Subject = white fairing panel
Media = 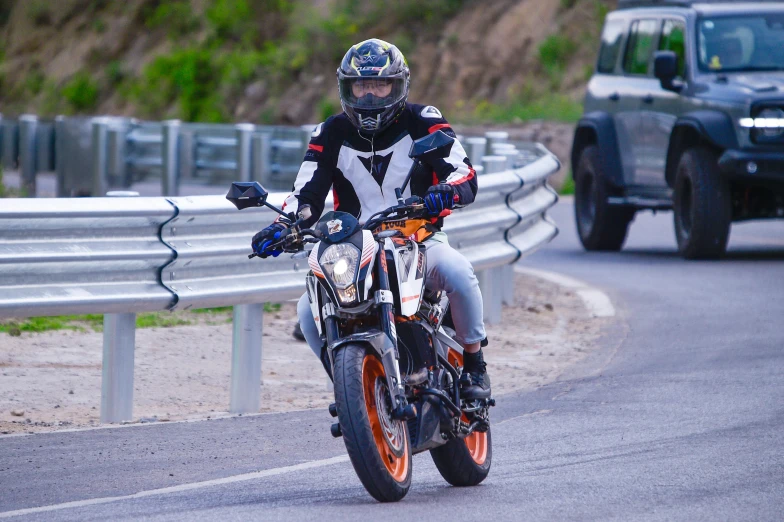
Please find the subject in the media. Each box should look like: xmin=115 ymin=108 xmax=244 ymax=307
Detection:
xmin=384 ymin=238 xmax=425 ymax=317
xmin=360 ymin=230 xmax=377 ymax=301
xmin=305 ymin=249 xmax=322 ymax=336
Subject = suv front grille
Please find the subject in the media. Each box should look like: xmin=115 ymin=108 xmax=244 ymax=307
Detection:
xmin=750 ymin=102 xmax=784 ymax=145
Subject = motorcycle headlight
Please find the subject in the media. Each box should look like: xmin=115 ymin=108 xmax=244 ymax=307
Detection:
xmin=320 ymin=243 xmax=360 ymax=304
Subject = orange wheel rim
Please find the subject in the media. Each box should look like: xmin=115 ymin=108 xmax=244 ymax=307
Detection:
xmin=362 ymin=355 xmax=409 ymax=482
xmin=448 ymin=348 xmax=489 ymax=466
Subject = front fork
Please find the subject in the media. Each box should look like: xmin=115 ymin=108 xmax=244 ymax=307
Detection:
xmin=322 ymin=241 xmax=410 ymax=419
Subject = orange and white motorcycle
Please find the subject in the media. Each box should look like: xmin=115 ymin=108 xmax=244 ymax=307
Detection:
xmin=227 ymin=132 xmax=493 ymax=502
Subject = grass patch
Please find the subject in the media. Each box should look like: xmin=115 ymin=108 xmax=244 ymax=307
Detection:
xmin=135 ymin=313 xmax=192 ymax=328
xmin=472 ymin=94 xmax=583 ymax=124
xmin=538 ymin=33 xmax=577 ymax=88
xmin=0 ymin=312 xmax=192 ymax=336
xmin=61 ymin=72 xmax=100 ymax=112
xmin=0 ymin=303 xmax=289 ymax=335
xmin=560 ymin=171 xmax=575 ymax=195
xmin=145 ymin=0 xmax=201 ymax=40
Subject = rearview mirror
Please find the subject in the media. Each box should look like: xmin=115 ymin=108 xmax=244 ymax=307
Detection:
xmin=226 ymin=181 xmax=269 ymax=210
xmin=654 ymin=51 xmax=683 ymax=92
xmin=409 ymin=131 xmax=454 ymax=163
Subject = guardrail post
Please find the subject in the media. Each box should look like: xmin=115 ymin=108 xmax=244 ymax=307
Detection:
xmin=230 ymin=303 xmax=264 ymax=413
xmin=464 ymin=137 xmax=487 ymax=166
xmin=482 ymin=155 xmax=507 ymax=175
xmin=496 ymin=148 xmax=520 ymax=171
xmin=2 ymin=118 xmax=18 ymax=170
xmin=107 ymin=126 xmax=127 ymax=188
xmin=19 ymin=115 xmax=38 ymax=197
xmin=485 ymin=131 xmax=509 ymax=156
xmin=501 ymin=264 xmax=515 ymax=306
xmin=91 ymin=118 xmax=109 ymax=196
xmin=0 ymin=113 xmax=4 ymax=167
xmin=162 ymin=120 xmax=181 ymax=196
xmin=101 ymin=313 xmax=136 ymax=423
xmin=251 ymin=133 xmax=271 ymax=183
xmin=236 ymin=123 xmax=254 ymax=182
xmin=478 ymin=268 xmax=503 ymax=325
xmin=54 ymin=116 xmax=67 ymax=197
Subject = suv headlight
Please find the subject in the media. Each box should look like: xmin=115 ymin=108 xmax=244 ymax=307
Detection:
xmin=320 ymin=243 xmax=360 ymax=305
xmin=740 ymin=108 xmax=784 ymax=141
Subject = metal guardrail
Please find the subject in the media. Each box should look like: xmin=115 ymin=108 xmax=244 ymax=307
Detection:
xmin=0 ymin=137 xmax=559 ymax=423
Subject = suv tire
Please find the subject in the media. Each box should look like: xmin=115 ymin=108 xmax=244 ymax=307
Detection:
xmin=574 ymin=145 xmax=635 ymax=251
xmin=673 ymin=147 xmax=731 ymax=260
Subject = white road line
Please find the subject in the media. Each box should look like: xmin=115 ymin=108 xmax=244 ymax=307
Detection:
xmin=0 ymin=455 xmax=350 ymax=519
xmin=514 ymin=266 xmax=616 ymax=318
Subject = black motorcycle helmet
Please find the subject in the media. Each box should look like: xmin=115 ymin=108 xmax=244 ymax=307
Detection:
xmin=337 ymin=39 xmax=410 ymax=134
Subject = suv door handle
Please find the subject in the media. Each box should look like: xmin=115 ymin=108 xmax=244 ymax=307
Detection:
xmin=643 ymin=94 xmax=654 ymax=104
xmin=609 ymin=92 xmax=620 ymax=101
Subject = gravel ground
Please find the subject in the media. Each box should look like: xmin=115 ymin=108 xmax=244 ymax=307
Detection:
xmin=0 ymin=273 xmax=610 ymax=435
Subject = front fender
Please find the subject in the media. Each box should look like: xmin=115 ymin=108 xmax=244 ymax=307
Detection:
xmin=330 ymin=329 xmax=400 ymax=401
xmin=571 ymin=112 xmax=625 ymax=188
xmin=665 ymin=111 xmax=739 ymax=186
xmin=328 ymin=329 xmax=394 ymax=358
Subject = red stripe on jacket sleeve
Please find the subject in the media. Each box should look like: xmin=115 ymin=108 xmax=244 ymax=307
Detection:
xmin=428 ymin=123 xmax=451 ymax=134
xmin=447 ymin=166 xmax=476 ymax=187
xmin=308 ymin=144 xmax=324 ymax=152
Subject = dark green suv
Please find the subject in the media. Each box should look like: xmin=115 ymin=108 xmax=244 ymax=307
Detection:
xmin=572 ymin=0 xmax=784 ymax=259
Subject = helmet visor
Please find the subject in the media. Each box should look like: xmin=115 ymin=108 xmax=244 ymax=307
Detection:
xmin=339 ymin=76 xmax=407 ymax=110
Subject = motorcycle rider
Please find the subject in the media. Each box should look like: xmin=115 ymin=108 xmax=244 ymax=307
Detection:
xmin=252 ymin=39 xmax=491 ymax=400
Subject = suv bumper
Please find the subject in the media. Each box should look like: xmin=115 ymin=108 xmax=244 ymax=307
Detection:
xmin=718 ymin=150 xmax=784 ymax=183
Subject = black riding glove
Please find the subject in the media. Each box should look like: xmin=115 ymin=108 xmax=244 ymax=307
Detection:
xmin=251 ymin=223 xmax=287 ymax=258
xmin=424 ymin=183 xmax=456 ymax=216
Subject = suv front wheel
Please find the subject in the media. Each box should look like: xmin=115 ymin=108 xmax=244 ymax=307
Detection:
xmin=673 ymin=147 xmax=732 ymax=259
xmin=574 ymin=145 xmax=635 ymax=251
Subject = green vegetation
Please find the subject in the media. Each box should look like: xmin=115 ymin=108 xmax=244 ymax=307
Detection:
xmin=474 ymin=93 xmax=583 ymax=124
xmin=560 ymin=171 xmax=575 ymax=195
xmin=538 ymin=34 xmax=577 ymax=88
xmin=1 ymin=302 xmax=287 ymax=335
xmin=145 ymin=0 xmax=201 ymax=39
xmin=61 ymin=72 xmax=100 ymax=112
xmin=25 ymin=0 xmax=51 ymax=26
xmin=135 ymin=313 xmax=192 ymax=328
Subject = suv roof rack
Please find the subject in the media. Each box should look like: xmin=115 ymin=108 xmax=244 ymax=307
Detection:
xmin=618 ymin=0 xmax=782 ymax=8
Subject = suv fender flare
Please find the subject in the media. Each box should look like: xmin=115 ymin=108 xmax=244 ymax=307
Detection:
xmin=665 ymin=111 xmax=738 ymax=187
xmin=571 ymin=112 xmax=624 ymax=189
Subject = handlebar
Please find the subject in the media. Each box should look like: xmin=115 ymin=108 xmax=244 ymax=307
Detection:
xmin=250 ymin=199 xmax=452 ymax=259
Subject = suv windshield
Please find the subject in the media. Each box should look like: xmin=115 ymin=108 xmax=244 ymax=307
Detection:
xmin=698 ymin=12 xmax=784 ymax=72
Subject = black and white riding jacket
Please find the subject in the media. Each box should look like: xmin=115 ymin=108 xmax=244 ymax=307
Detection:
xmin=281 ymin=103 xmax=478 ymax=229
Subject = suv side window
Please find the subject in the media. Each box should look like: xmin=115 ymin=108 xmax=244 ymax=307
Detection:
xmin=659 ymin=19 xmax=687 ymax=77
xmin=597 ymin=20 xmax=626 ymax=74
xmin=623 ymin=19 xmax=659 ymax=75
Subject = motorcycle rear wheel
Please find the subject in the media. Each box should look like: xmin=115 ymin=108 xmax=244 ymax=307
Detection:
xmin=333 ymin=343 xmax=412 ymax=502
xmin=430 ymin=349 xmax=492 ymax=486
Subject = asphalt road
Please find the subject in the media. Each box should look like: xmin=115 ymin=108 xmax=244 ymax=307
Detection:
xmin=1 ymin=200 xmax=782 ymax=521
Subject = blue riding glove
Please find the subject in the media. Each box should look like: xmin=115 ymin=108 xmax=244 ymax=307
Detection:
xmin=251 ymin=223 xmax=287 ymax=258
xmin=423 ymin=183 xmax=456 ymax=216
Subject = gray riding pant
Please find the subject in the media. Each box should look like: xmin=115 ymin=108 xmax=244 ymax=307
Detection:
xmin=297 ymin=238 xmax=486 ymax=358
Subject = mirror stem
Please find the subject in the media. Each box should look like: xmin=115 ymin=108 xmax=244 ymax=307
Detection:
xmin=398 ymin=160 xmax=421 ymax=204
xmin=263 ymin=201 xmax=290 ymax=218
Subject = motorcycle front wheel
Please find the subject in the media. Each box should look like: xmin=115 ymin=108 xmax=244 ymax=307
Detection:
xmin=333 ymin=343 xmax=412 ymax=502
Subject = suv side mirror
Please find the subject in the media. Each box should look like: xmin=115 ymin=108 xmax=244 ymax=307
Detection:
xmin=654 ymin=51 xmax=684 ymax=93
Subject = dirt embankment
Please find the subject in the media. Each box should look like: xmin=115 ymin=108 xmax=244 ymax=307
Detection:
xmin=0 ymin=0 xmax=609 ymax=125
xmin=0 ymin=273 xmax=612 ymax=435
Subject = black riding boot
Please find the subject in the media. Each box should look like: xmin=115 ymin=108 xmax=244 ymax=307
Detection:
xmin=461 ymin=348 xmax=491 ymax=400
